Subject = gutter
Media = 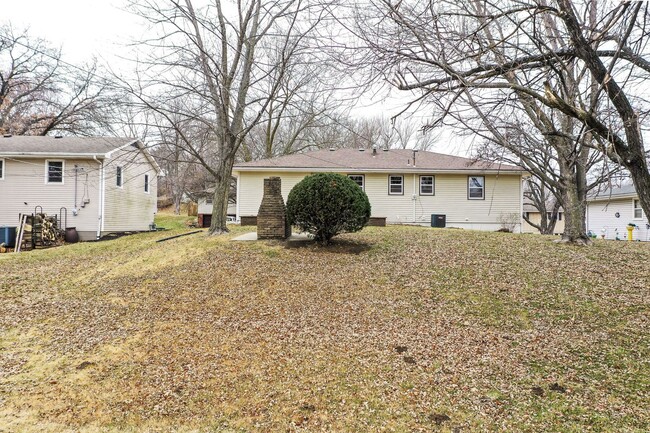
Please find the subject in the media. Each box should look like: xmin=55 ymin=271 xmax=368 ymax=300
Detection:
xmin=587 ymin=193 xmax=638 ymax=202
xmin=0 ymin=152 xmax=106 ymax=159
xmin=232 ymin=167 xmax=527 ymax=175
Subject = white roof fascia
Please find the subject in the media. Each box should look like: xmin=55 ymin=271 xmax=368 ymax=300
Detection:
xmin=104 ymin=139 xmax=141 ymax=159
xmin=104 ymin=139 xmax=162 ymax=174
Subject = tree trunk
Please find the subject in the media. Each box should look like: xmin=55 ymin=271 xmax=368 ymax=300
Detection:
xmin=208 ymin=156 xmax=235 ymax=235
xmin=559 ymin=171 xmax=591 ymax=245
xmin=626 ymin=151 xmax=650 ymax=226
xmin=173 ymin=195 xmax=182 ymax=215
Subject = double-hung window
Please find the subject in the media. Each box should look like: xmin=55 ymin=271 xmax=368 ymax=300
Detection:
xmin=634 ymin=199 xmax=644 ymax=219
xmin=419 ymin=175 xmax=434 ymax=195
xmin=116 ymin=166 xmax=123 ymax=187
xmin=46 ymin=160 xmax=64 ymax=184
xmin=468 ymin=176 xmax=485 ymax=200
xmin=144 ymin=174 xmax=150 ymax=193
xmin=389 ymin=175 xmax=404 ymax=195
xmin=348 ymin=174 xmax=364 ymax=190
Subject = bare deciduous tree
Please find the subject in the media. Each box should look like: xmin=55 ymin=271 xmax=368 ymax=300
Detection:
xmin=351 ymin=0 xmax=650 ymax=243
xmin=0 ymin=24 xmax=113 ymax=136
xmin=121 ymin=0 xmax=331 ymax=234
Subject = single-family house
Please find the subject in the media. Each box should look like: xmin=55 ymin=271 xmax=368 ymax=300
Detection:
xmin=0 ymin=135 xmax=160 ymax=241
xmin=196 ymin=191 xmax=237 ymax=228
xmin=232 ymin=148 xmax=526 ymax=232
xmin=522 ymin=203 xmax=565 ymax=234
xmin=586 ymin=184 xmax=649 ymax=241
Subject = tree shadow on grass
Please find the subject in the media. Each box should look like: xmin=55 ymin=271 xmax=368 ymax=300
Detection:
xmin=283 ymin=238 xmax=372 ymax=255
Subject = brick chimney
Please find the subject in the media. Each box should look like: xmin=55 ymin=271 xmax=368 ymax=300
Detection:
xmin=257 ymin=177 xmax=290 ymax=239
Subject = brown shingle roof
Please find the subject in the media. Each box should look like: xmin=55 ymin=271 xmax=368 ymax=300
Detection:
xmin=234 ymin=148 xmax=523 ymax=172
xmin=0 ymin=136 xmax=139 ymax=156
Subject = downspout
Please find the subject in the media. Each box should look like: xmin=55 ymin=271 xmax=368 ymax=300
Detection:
xmin=235 ymin=173 xmax=241 ymax=222
xmin=520 ymin=176 xmax=525 ymax=233
xmin=412 ymin=173 xmax=417 ymax=223
xmin=94 ymin=156 xmax=104 ymax=239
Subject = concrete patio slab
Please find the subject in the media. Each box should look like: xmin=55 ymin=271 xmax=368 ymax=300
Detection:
xmin=232 ymin=232 xmax=312 ymax=242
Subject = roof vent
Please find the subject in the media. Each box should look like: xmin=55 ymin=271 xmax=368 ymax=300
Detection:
xmin=3 ymin=134 xmax=12 ymax=138
xmin=358 ymin=147 xmax=365 ymax=151
xmin=382 ymin=148 xmax=389 ymax=152
xmin=54 ymin=134 xmax=63 ymax=139
xmin=329 ymin=147 xmax=335 ymax=151
xmin=372 ymin=146 xmax=377 ymax=156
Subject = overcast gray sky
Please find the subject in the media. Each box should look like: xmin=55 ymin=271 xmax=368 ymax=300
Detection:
xmin=2 ymin=0 xmax=138 ymax=63
xmin=1 ymin=0 xmax=469 ymax=155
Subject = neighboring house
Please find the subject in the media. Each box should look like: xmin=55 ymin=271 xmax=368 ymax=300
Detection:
xmin=0 ymin=135 xmax=160 ymax=241
xmin=587 ymin=184 xmax=649 ymax=241
xmin=197 ymin=192 xmax=237 ymax=228
xmin=232 ymin=148 xmax=527 ymax=232
xmin=522 ymin=203 xmax=565 ymax=234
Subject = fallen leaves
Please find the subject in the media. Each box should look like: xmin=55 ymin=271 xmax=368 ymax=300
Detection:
xmin=0 ymin=222 xmax=648 ymax=432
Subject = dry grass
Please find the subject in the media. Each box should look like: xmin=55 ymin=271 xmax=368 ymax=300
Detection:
xmin=0 ymin=219 xmax=649 ymax=432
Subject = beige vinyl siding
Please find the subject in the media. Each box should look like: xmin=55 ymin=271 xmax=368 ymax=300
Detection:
xmin=0 ymin=158 xmax=101 ymax=238
xmin=235 ymin=171 xmax=523 ymax=231
xmin=587 ymin=197 xmax=649 ymax=241
xmin=103 ymin=148 xmax=158 ymax=233
xmin=523 ymin=212 xmax=565 ymax=234
xmin=367 ymin=173 xmax=522 ymax=226
xmin=237 ymin=171 xmax=308 ymax=217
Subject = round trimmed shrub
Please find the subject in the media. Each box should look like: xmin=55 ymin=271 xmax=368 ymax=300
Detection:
xmin=286 ymin=173 xmax=371 ymax=245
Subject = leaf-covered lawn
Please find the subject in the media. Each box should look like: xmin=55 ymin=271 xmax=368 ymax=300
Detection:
xmin=1 ymin=220 xmax=648 ymax=432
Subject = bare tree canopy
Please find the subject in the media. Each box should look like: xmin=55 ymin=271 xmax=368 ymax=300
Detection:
xmin=120 ymin=0 xmax=336 ymax=234
xmin=350 ymin=0 xmax=650 ymax=242
xmin=0 ymin=24 xmax=113 ymax=136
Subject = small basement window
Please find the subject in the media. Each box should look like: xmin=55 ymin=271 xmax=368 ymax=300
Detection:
xmin=634 ymin=199 xmax=644 ymax=219
xmin=0 ymin=158 xmax=4 ymax=180
xmin=46 ymin=160 xmax=64 ymax=184
xmin=116 ymin=166 xmax=123 ymax=187
xmin=348 ymin=174 xmax=364 ymax=190
xmin=468 ymin=176 xmax=484 ymax=200
xmin=389 ymin=175 xmax=404 ymax=195
xmin=144 ymin=174 xmax=150 ymax=193
xmin=419 ymin=175 xmax=434 ymax=195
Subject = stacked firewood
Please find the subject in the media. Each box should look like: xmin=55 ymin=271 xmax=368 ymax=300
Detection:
xmin=32 ymin=213 xmax=62 ymax=248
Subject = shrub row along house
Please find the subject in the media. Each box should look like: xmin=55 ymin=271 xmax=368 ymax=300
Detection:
xmin=232 ymin=148 xmax=527 ymax=232
xmin=0 ymin=136 xmax=159 ymax=241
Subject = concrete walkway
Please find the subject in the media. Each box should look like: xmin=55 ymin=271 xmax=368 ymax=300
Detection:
xmin=231 ymin=232 xmax=312 ymax=242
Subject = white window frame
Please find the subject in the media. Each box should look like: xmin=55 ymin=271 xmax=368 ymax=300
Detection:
xmin=468 ymin=175 xmax=485 ymax=200
xmin=144 ymin=174 xmax=150 ymax=193
xmin=0 ymin=158 xmax=4 ymax=180
xmin=388 ymin=175 xmax=404 ymax=195
xmin=116 ymin=166 xmax=123 ymax=188
xmin=347 ymin=174 xmax=365 ymax=190
xmin=633 ymin=199 xmax=644 ymax=220
xmin=419 ymin=175 xmax=435 ymax=196
xmin=45 ymin=159 xmax=65 ymax=185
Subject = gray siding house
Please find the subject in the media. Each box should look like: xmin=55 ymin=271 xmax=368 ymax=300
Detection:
xmin=0 ymin=136 xmax=159 ymax=241
xmin=587 ymin=184 xmax=649 ymax=241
